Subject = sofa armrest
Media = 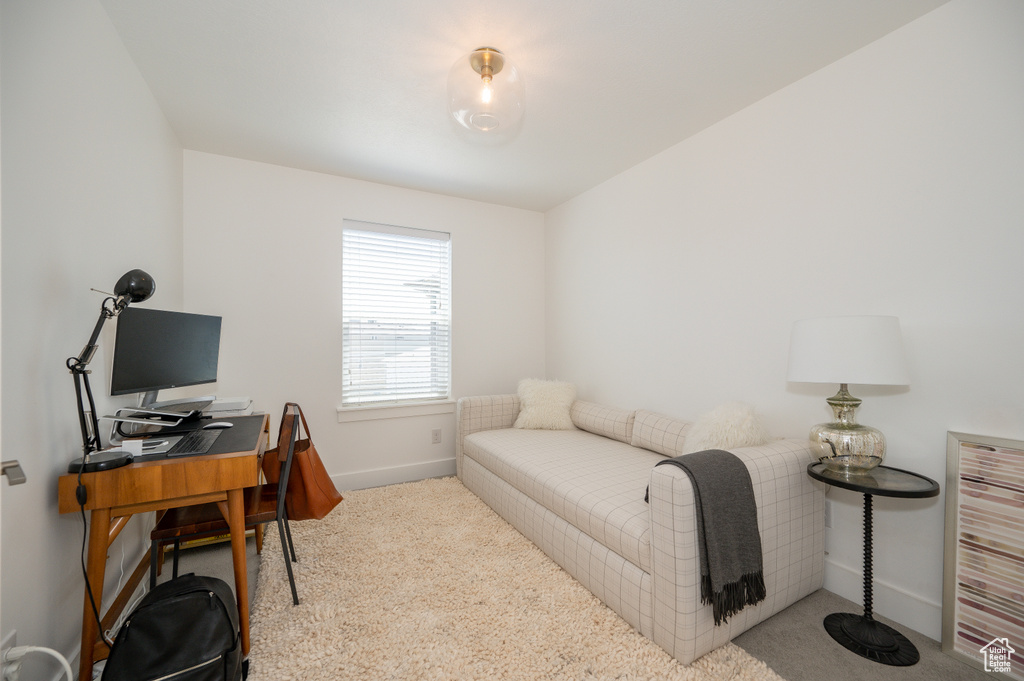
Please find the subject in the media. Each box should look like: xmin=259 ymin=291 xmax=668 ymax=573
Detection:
xmin=455 ymin=395 xmax=520 ymax=478
xmin=647 ymin=438 xmax=824 ymax=664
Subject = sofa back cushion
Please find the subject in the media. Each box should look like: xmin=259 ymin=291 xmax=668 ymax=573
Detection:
xmin=570 ymin=401 xmax=635 ymax=444
xmin=630 ymin=409 xmax=692 ymax=457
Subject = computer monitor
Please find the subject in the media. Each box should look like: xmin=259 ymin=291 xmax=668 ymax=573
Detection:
xmin=110 ymin=307 xmax=222 ymax=408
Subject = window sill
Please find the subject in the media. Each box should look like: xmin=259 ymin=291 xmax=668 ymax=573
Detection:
xmin=336 ymin=400 xmax=456 ymax=423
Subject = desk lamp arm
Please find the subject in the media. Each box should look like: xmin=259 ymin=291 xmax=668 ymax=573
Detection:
xmin=67 ymin=297 xmax=120 ymax=456
xmin=66 ymin=269 xmax=156 ymax=458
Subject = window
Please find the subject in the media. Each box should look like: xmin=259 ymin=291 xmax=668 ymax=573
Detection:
xmin=341 ymin=220 xmax=451 ymax=406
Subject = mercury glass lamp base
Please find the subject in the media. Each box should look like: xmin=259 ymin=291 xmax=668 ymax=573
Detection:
xmin=811 ymin=385 xmax=886 ymax=474
xmin=818 ymin=453 xmax=883 ymax=475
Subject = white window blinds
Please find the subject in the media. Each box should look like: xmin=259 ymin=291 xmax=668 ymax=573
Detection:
xmin=342 ymin=221 xmax=451 ymax=406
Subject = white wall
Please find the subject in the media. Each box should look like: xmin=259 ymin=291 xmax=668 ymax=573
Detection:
xmin=545 ymin=0 xmax=1024 ymax=640
xmin=0 ymin=1 xmax=183 ymax=678
xmin=3 ymin=0 xmax=1017 ymax=671
xmin=183 ymin=152 xmax=545 ymax=490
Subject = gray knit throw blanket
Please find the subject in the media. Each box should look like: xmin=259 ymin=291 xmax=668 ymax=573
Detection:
xmin=646 ymin=449 xmax=766 ymax=625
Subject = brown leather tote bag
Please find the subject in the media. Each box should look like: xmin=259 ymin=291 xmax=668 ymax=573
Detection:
xmin=262 ymin=402 xmax=343 ymax=521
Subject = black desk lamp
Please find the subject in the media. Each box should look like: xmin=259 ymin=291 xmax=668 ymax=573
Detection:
xmin=67 ymin=269 xmax=155 ymax=473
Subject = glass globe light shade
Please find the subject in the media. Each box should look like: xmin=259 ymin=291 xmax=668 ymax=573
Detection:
xmin=447 ymin=47 xmax=524 ymax=135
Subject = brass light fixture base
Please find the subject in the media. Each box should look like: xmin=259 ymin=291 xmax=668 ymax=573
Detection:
xmin=468 ymin=47 xmax=505 ymax=81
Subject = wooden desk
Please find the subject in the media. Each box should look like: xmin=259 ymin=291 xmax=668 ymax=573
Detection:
xmin=58 ymin=413 xmax=269 ymax=681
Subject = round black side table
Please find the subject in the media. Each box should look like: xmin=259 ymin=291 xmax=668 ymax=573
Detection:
xmin=807 ymin=462 xmax=940 ymax=666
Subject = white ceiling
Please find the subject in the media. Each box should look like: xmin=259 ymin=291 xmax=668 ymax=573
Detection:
xmin=98 ymin=0 xmax=950 ymax=212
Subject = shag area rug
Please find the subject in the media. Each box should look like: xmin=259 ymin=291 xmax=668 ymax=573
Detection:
xmin=248 ymin=476 xmax=785 ymax=681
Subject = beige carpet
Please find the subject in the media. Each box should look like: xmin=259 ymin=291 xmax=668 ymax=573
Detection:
xmin=248 ymin=476 xmax=786 ymax=681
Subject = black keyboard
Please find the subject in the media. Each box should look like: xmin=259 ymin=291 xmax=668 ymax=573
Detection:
xmin=166 ymin=429 xmax=222 ymax=457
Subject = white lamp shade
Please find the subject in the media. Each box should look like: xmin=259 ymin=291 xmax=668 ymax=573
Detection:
xmin=787 ymin=315 xmax=910 ymax=386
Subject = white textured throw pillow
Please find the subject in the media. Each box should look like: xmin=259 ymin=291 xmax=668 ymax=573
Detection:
xmin=683 ymin=402 xmax=771 ymax=453
xmin=513 ymin=379 xmax=577 ymax=430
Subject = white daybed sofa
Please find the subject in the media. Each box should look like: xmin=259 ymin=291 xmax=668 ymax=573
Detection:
xmin=456 ymin=394 xmax=824 ymax=665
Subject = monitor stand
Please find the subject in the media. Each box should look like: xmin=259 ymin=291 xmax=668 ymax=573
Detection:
xmin=139 ymin=392 xmax=215 ymax=414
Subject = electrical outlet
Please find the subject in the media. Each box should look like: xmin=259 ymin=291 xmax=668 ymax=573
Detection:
xmin=431 ymin=428 xmax=442 ymax=445
xmin=824 ymin=500 xmax=833 ymax=529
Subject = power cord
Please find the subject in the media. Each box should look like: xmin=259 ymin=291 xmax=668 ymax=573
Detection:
xmin=105 ymin=577 xmax=148 ymax=645
xmin=2 ymin=646 xmax=73 ymax=681
xmin=77 ymin=468 xmax=114 ymax=648
xmin=72 ymin=422 xmax=151 ymax=651
xmin=113 ymin=541 xmax=127 ymax=602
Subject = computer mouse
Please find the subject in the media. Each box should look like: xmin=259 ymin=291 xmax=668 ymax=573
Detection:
xmin=203 ymin=421 xmax=234 ymax=429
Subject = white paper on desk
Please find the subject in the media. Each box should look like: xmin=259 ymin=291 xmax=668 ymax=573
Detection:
xmin=120 ymin=439 xmax=144 ymax=456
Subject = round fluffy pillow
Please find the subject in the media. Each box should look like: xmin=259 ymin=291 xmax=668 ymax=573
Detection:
xmin=683 ymin=402 xmax=771 ymax=453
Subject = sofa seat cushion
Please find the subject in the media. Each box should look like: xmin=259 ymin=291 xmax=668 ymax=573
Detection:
xmin=463 ymin=428 xmax=663 ymax=572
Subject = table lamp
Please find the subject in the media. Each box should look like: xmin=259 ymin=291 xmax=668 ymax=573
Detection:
xmin=787 ymin=316 xmax=910 ymax=474
xmin=67 ymin=269 xmax=156 ymax=473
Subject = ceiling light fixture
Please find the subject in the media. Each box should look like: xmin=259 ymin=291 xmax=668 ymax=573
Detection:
xmin=447 ymin=47 xmax=524 ymax=137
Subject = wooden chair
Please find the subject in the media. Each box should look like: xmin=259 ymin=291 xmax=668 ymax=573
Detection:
xmin=149 ymin=404 xmax=302 ymax=605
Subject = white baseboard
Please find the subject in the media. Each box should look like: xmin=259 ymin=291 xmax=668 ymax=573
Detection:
xmin=333 ymin=457 xmax=457 ymax=491
xmin=823 ymin=557 xmax=942 ymax=641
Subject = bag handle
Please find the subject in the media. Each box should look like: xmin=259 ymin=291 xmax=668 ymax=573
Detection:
xmin=284 ymin=401 xmax=313 ymax=441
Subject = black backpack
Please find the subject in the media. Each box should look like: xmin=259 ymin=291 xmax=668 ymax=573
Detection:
xmin=101 ymin=573 xmax=244 ymax=681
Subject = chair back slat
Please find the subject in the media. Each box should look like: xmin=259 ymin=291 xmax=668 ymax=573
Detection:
xmin=275 ymin=402 xmax=295 ymax=461
xmin=275 ymin=405 xmax=301 ymax=519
